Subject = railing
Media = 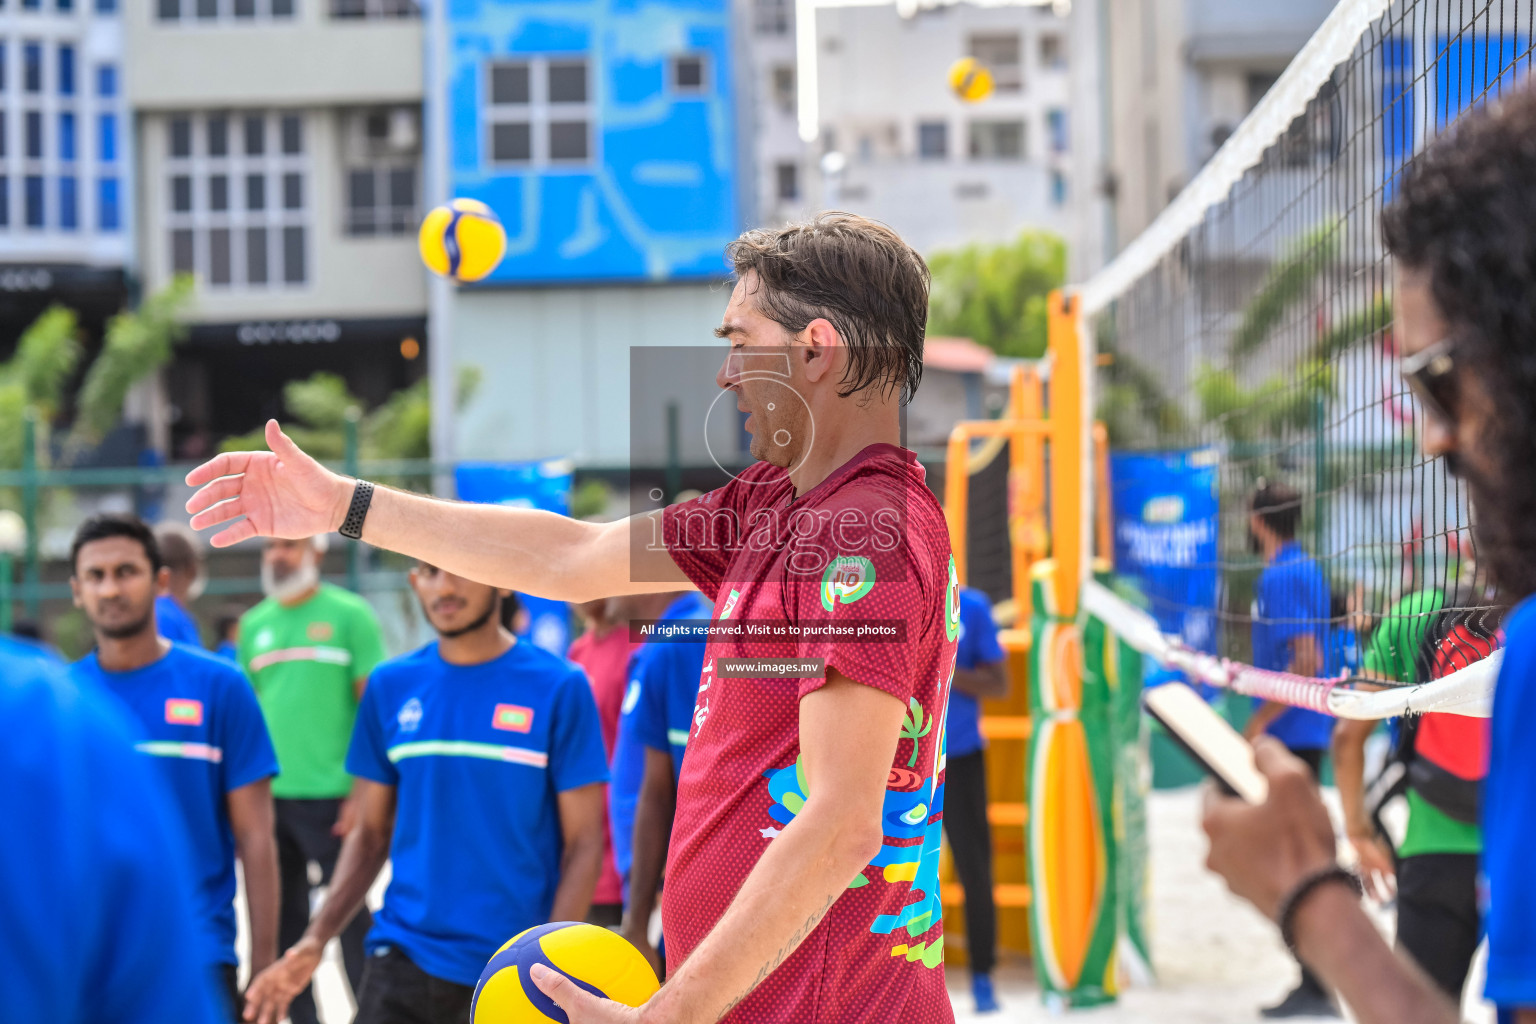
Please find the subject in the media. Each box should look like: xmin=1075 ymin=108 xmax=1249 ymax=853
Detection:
xmin=330 ymin=0 xmax=420 ymax=18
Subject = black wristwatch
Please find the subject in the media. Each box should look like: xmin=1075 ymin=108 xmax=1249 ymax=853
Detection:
xmin=339 ymin=480 xmax=375 ymax=541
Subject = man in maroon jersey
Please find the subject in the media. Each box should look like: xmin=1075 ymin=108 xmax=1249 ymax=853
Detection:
xmin=188 ymin=212 xmax=959 ymax=1024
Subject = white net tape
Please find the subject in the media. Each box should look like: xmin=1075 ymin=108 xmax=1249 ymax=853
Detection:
xmin=1083 ymin=580 xmax=1496 ymax=720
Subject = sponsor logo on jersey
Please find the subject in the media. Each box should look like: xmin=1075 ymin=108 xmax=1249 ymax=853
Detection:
xmin=397 ymin=697 xmax=423 ymax=733
xmin=821 ymin=556 xmax=876 ymax=611
xmin=307 ymin=621 xmax=335 ymax=642
xmin=165 ymin=698 xmax=204 ymax=727
xmin=621 ymin=680 xmax=642 ymax=715
xmin=493 ymin=703 xmax=534 ymax=733
xmin=945 ymin=556 xmax=961 ymax=642
xmin=719 ymin=589 xmax=742 ymax=619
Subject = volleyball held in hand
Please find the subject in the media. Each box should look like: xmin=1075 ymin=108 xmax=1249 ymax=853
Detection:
xmin=418 ymin=198 xmax=507 ymax=283
xmin=471 ymin=922 xmax=660 ymax=1023
xmin=948 ymin=56 xmax=994 ymax=103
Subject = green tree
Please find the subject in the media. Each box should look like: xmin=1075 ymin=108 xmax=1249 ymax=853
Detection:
xmin=220 ymin=367 xmax=483 ymax=460
xmin=926 ymin=230 xmax=1067 ymax=359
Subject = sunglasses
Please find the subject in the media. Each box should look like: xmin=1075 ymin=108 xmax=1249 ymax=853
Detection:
xmin=1401 ymin=338 xmax=1458 ymax=426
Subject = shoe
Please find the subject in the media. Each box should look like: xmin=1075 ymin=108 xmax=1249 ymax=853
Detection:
xmin=971 ymin=973 xmax=1000 ymax=1014
xmin=1259 ymin=983 xmax=1340 ymax=1019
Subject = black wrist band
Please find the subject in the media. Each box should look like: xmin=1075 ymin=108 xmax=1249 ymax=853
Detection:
xmin=1277 ymin=865 xmax=1364 ymax=955
xmin=339 ymin=480 xmax=375 ymax=541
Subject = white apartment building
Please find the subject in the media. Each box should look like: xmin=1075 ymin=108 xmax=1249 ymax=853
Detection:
xmin=0 ymin=1 xmax=130 ymax=348
xmin=805 ymin=0 xmax=1082 ymax=261
xmin=126 ymin=0 xmax=428 ymax=457
xmin=743 ymin=0 xmax=808 ymax=226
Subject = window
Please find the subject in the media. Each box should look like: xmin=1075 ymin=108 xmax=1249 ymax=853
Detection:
xmin=59 ymin=176 xmax=76 ymax=230
xmin=671 ymin=55 xmax=707 ymax=93
xmin=1040 ymin=34 xmax=1065 ymax=70
xmin=158 ymin=0 xmax=296 ymax=22
xmin=170 ymin=116 xmax=192 ymax=157
xmin=23 ymin=43 xmax=41 ymax=94
xmin=1047 ymin=108 xmax=1068 ymax=153
xmin=98 ymin=176 xmax=118 ymax=230
xmin=167 ymin=111 xmax=308 ymax=287
xmin=331 ymin=0 xmax=420 ymax=15
xmin=968 ymin=34 xmax=1022 ymax=92
xmin=58 ymin=112 xmax=74 ymax=161
xmin=25 ymin=112 xmax=41 ymax=159
xmin=548 ymin=60 xmax=586 ymax=103
xmin=98 ymin=113 xmax=116 ymax=162
xmin=1050 ymin=169 xmax=1067 ymax=206
xmin=1246 ymin=71 xmax=1279 ymax=113
xmin=24 ymin=175 xmax=43 ymax=228
xmin=282 ymin=226 xmax=304 ymax=283
xmin=96 ymin=63 xmax=116 ymax=98
xmin=969 ymin=119 xmax=1025 ymax=160
xmin=487 ymin=57 xmax=594 ymax=167
xmin=59 ymin=0 xmax=74 ymax=9
xmin=22 ymin=0 xmax=40 ymax=9
xmin=775 ymin=161 xmax=797 ymax=201
xmin=754 ymin=0 xmax=789 ymax=35
xmin=918 ymin=120 xmax=947 ymax=159
xmin=97 ymin=0 xmax=118 ymax=11
xmin=0 ymin=45 xmax=7 ymax=93
xmin=0 ymin=178 xmax=9 ymax=227
xmin=58 ymin=45 xmax=73 ymax=97
xmin=208 ymin=115 xmax=228 ymax=157
xmin=0 ymin=113 xmax=6 ymax=158
xmin=243 ymin=114 xmax=264 ymax=155
xmin=280 ymin=114 xmax=303 ymax=154
xmin=771 ymin=65 xmax=795 ymax=115
xmin=342 ymin=107 xmax=418 ymax=235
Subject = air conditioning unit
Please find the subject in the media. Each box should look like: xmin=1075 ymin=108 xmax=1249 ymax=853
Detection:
xmin=389 ymin=108 xmax=419 ymax=152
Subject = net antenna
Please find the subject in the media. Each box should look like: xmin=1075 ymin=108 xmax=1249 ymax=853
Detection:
xmin=1075 ymin=0 xmax=1525 ymax=724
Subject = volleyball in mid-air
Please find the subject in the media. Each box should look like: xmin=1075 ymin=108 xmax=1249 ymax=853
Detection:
xmin=948 ymin=56 xmax=994 ymax=103
xmin=470 ymin=922 xmax=660 ymax=1023
xmin=418 ymin=198 xmax=507 ymax=283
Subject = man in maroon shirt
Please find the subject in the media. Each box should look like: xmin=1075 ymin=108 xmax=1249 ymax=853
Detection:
xmin=190 ymin=213 xmax=957 ymax=1024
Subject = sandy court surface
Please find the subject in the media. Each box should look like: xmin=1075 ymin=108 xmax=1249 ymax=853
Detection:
xmin=267 ymin=787 xmax=1490 ymax=1023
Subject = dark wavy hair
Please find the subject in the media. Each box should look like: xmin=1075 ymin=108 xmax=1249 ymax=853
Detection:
xmin=1381 ymin=85 xmax=1536 ymax=601
xmin=724 ymin=212 xmax=929 ymax=404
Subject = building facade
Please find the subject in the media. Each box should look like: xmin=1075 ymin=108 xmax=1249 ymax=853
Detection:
xmin=806 ymin=1 xmax=1081 ymax=260
xmin=441 ymin=0 xmax=744 ymax=467
xmin=126 ymin=0 xmax=428 ymax=458
xmin=0 ymin=1 xmax=130 ymax=354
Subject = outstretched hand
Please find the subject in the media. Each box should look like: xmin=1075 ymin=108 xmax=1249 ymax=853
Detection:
xmin=242 ymin=938 xmax=324 ymax=1024
xmin=530 ymin=963 xmax=646 ymax=1024
xmin=1201 ymin=737 xmax=1340 ymax=920
xmin=185 ymin=420 xmax=352 ymax=547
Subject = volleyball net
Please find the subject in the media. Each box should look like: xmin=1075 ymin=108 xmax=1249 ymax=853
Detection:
xmin=1079 ymin=0 xmax=1529 ymax=721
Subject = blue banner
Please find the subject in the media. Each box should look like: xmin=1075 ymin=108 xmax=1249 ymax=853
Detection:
xmin=1110 ymin=450 xmax=1219 ymax=686
xmin=455 ymin=459 xmax=576 ymax=657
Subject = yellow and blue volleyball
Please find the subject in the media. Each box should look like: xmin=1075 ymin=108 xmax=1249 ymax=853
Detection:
xmin=418 ymin=198 xmax=507 ymax=283
xmin=471 ymin=922 xmax=660 ymax=1023
xmin=948 ymin=56 xmax=994 ymax=103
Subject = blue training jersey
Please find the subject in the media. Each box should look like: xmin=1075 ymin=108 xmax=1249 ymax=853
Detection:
xmin=347 ymin=639 xmax=609 ymax=987
xmin=610 ymin=592 xmax=711 ymax=891
xmin=2 ymin=642 xmax=224 ymax=1023
xmin=1484 ymin=596 xmax=1536 ymax=1017
xmin=72 ymin=643 xmax=278 ymax=968
xmin=631 ymin=591 xmax=713 ymax=780
xmin=156 ymin=594 xmax=202 ymax=646
xmin=948 ymin=587 xmax=1006 ymax=758
xmin=1250 ymin=542 xmax=1335 ymax=750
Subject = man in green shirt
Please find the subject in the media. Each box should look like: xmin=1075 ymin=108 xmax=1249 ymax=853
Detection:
xmin=240 ymin=535 xmax=386 ymax=1024
xmin=1333 ymin=586 xmax=1485 ymax=1003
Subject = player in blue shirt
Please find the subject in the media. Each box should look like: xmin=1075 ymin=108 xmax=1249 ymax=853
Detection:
xmin=1243 ymin=481 xmax=1338 ymax=1019
xmin=155 ymin=524 xmax=205 ymax=647
xmin=242 ymin=560 xmax=609 ymax=1024
xmin=1 ymin=636 xmax=229 ymax=1023
xmin=617 ymin=590 xmax=712 ymax=974
xmin=66 ymin=514 xmax=281 ymax=1021
xmin=944 ymin=586 xmax=1010 ymax=1014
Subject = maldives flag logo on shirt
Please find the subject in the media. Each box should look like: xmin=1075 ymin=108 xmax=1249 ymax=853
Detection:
xmin=493 ymin=704 xmax=534 ymax=733
xmin=165 ymin=699 xmax=204 ymax=727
